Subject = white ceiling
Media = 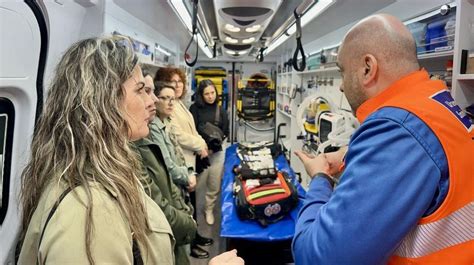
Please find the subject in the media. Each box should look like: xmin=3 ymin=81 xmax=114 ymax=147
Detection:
xmin=112 ymin=0 xmax=453 ymax=63
xmin=112 ymin=0 xmax=191 ymax=54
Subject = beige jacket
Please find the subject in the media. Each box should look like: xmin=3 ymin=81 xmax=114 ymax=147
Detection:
xmin=170 ymin=100 xmax=207 ymax=169
xmin=18 ymin=182 xmax=175 ymax=265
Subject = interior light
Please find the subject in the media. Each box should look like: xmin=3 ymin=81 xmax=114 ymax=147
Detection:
xmin=225 ymin=36 xmax=238 ymax=44
xmin=245 ymin=25 xmax=261 ymax=33
xmin=286 ymin=24 xmax=296 ymax=35
xmin=197 ymin=33 xmax=213 ymax=58
xmin=225 ymin=23 xmax=241 ymax=33
xmin=155 ymin=45 xmax=171 ymax=56
xmin=238 ymin=50 xmax=248 ymax=55
xmin=225 ymin=50 xmax=238 ymax=55
xmin=265 ymin=34 xmax=289 ymax=55
xmin=242 ymin=37 xmax=256 ymax=44
xmin=265 ymin=0 xmax=336 ymax=56
xmin=300 ymin=0 xmax=336 ymax=27
xmin=169 ymin=0 xmax=213 ymax=58
xmin=169 ymin=0 xmax=193 ymax=33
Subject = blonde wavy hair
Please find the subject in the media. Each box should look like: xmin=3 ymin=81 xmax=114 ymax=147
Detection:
xmin=20 ymin=35 xmax=149 ymax=264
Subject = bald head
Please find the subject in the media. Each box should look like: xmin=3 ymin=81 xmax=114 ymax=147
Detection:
xmin=339 ymin=14 xmax=419 ymax=79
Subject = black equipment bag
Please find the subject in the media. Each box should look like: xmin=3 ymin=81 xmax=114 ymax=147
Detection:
xmin=233 ymin=171 xmax=298 ymax=227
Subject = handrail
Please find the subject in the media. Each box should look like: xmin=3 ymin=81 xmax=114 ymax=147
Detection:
xmin=184 ymin=0 xmax=199 ymax=67
xmin=292 ymin=8 xmax=306 ymax=72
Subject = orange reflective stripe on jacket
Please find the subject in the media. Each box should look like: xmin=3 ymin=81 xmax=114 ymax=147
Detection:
xmin=363 ymin=70 xmax=474 ymax=264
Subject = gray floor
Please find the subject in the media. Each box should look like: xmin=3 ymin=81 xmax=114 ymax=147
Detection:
xmin=190 ymin=170 xmax=227 ymax=265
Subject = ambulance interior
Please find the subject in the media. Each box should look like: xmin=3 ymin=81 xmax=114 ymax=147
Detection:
xmin=1 ymin=0 xmax=473 ymax=264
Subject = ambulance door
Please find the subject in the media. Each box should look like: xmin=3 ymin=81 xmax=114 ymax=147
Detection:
xmin=0 ymin=0 xmax=48 ymax=263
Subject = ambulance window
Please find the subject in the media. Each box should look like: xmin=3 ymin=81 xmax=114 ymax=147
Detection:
xmin=0 ymin=98 xmax=14 ymax=224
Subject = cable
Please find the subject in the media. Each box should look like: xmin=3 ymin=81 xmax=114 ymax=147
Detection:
xmin=292 ymin=8 xmax=306 ymax=72
xmin=184 ymin=0 xmax=199 ymax=67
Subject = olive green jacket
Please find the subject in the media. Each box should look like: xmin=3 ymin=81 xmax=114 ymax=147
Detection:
xmin=135 ymin=119 xmax=197 ymax=265
xmin=18 ymin=182 xmax=175 ymax=265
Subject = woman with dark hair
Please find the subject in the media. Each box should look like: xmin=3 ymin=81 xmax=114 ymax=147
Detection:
xmin=189 ymin=79 xmax=229 ymax=225
xmin=155 ymin=67 xmax=213 ymax=259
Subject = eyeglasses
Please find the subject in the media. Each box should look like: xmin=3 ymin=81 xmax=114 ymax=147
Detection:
xmin=170 ymin=80 xmax=184 ymax=87
xmin=157 ymin=96 xmax=176 ymax=104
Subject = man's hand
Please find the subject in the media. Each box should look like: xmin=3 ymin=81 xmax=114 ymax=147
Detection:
xmin=295 ymin=146 xmax=348 ymax=179
xmin=294 ymin=150 xmax=330 ymax=178
xmin=208 ymin=249 xmax=244 ymax=265
xmin=325 ymin=146 xmax=348 ymax=176
xmin=187 ymin=173 xmax=196 ymax=192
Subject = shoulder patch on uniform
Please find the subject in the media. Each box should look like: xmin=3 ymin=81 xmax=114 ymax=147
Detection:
xmin=430 ymin=90 xmax=473 ymax=132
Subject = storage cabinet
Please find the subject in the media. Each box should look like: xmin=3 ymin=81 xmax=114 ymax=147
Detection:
xmin=452 ymin=0 xmax=474 ymax=109
xmin=276 ymin=0 xmax=474 ymax=188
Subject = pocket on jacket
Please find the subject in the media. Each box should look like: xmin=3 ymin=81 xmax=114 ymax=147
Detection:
xmin=145 ymin=196 xmax=176 ymax=247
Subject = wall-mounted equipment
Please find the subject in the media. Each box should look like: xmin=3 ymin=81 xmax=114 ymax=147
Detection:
xmin=295 ymin=92 xmax=358 ymax=155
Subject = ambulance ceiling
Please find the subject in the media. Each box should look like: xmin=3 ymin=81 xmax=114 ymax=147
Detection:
xmin=114 ymin=0 xmax=397 ymax=61
xmin=206 ymin=0 xmax=395 ymax=59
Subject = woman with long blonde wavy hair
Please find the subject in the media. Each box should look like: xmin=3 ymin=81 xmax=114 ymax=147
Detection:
xmin=17 ymin=35 xmax=175 ymax=264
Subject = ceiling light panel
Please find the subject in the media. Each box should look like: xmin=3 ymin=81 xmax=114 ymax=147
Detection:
xmin=225 ymin=36 xmax=238 ymax=44
xmin=242 ymin=37 xmax=255 ymax=44
xmin=214 ymin=0 xmax=283 ymax=59
xmin=245 ymin=24 xmax=261 ymax=33
xmin=225 ymin=23 xmax=241 ymax=32
xmin=225 ymin=50 xmax=238 ymax=55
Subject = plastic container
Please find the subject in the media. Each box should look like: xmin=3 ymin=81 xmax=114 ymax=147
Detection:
xmin=407 ymin=22 xmax=426 ymax=53
xmin=444 ymin=15 xmax=456 ymax=47
xmin=307 ymin=53 xmax=321 ymax=70
xmin=426 ymin=16 xmax=450 ymax=51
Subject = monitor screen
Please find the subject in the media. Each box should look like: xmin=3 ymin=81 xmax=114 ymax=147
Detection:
xmin=319 ymin=118 xmax=332 ymax=143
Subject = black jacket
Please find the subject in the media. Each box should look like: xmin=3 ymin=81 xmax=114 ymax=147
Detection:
xmin=189 ymin=103 xmax=229 ymax=151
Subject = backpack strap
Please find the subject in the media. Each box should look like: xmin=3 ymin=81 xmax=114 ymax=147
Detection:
xmin=132 ymin=239 xmax=144 ymax=265
xmin=37 ymin=186 xmax=73 ymax=261
xmin=36 ymin=186 xmax=143 ymax=265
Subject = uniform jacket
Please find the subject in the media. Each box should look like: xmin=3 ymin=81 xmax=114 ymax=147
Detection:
xmin=18 ymin=182 xmax=175 ymax=265
xmin=380 ymin=71 xmax=474 ymax=264
xmin=170 ymin=100 xmax=207 ymax=169
xmin=292 ymin=70 xmax=474 ymax=265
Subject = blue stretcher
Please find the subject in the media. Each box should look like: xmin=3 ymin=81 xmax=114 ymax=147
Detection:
xmin=220 ymin=144 xmax=306 ymax=241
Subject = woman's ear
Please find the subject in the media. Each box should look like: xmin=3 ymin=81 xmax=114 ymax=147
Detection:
xmin=362 ymin=54 xmax=378 ymax=86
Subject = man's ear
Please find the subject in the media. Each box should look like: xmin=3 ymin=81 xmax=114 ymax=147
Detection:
xmin=362 ymin=54 xmax=377 ymax=86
